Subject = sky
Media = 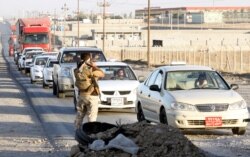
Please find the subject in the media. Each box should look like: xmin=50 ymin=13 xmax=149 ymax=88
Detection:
xmin=0 ymin=0 xmax=250 ymax=18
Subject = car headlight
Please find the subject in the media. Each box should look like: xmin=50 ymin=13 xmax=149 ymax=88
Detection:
xmin=60 ymin=67 xmax=71 ymax=77
xmin=229 ymin=100 xmax=247 ymax=110
xmin=171 ymin=102 xmax=196 ymax=111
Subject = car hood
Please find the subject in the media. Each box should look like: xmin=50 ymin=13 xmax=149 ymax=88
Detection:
xmin=169 ymin=89 xmax=243 ymax=104
xmin=98 ymin=80 xmax=139 ymax=91
xmin=61 ymin=63 xmax=77 ymax=69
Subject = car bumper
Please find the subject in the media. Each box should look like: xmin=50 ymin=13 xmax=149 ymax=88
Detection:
xmin=44 ymin=75 xmax=53 ymax=85
xmin=32 ymin=72 xmax=43 ymax=81
xmin=167 ymin=109 xmax=249 ymax=129
xmin=58 ymin=77 xmax=74 ymax=92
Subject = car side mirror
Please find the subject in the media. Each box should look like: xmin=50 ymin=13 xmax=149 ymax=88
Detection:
xmin=230 ymin=84 xmax=239 ymax=90
xmin=149 ymin=85 xmax=161 ymax=92
xmin=138 ymin=76 xmax=145 ymax=83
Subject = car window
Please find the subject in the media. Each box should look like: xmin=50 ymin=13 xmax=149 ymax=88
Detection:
xmin=154 ymin=71 xmax=163 ymax=89
xmin=99 ymin=66 xmax=137 ymax=80
xmin=146 ymin=70 xmax=159 ymax=87
xmin=165 ymin=70 xmax=230 ymax=91
xmin=35 ymin=57 xmax=48 ymax=66
xmin=61 ymin=51 xmax=106 ymax=63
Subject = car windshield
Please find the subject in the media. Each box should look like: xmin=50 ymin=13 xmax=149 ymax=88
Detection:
xmin=35 ymin=57 xmax=48 ymax=66
xmin=24 ymin=34 xmax=49 ymax=44
xmin=99 ymin=66 xmax=137 ymax=80
xmin=47 ymin=61 xmax=57 ymax=68
xmin=26 ymin=52 xmax=43 ymax=59
xmin=61 ymin=51 xmax=106 ymax=63
xmin=165 ymin=70 xmax=229 ymax=91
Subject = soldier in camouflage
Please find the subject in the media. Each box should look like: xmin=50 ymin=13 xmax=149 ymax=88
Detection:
xmin=74 ymin=53 xmax=104 ymax=129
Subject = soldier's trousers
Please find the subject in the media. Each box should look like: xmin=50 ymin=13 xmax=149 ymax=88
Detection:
xmin=74 ymin=94 xmax=99 ymax=129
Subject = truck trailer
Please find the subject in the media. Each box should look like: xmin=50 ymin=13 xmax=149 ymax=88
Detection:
xmin=15 ymin=17 xmax=51 ymax=52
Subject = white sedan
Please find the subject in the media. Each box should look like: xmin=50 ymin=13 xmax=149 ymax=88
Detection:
xmin=30 ymin=55 xmax=50 ymax=83
xmin=42 ymin=57 xmax=57 ymax=88
xmin=136 ymin=65 xmax=249 ymax=135
xmin=73 ymin=62 xmax=140 ymax=109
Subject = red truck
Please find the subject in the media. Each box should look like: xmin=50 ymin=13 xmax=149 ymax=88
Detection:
xmin=15 ymin=17 xmax=51 ymax=52
xmin=8 ymin=25 xmax=17 ymax=56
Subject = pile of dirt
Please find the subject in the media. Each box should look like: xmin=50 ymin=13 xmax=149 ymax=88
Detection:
xmin=70 ymin=121 xmax=207 ymax=157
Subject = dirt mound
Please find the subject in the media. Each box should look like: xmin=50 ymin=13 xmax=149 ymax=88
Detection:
xmin=70 ymin=121 xmax=207 ymax=157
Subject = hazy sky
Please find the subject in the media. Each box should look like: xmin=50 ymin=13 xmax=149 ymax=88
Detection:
xmin=1 ymin=0 xmax=250 ymax=18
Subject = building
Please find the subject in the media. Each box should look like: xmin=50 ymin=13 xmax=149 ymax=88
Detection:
xmin=135 ymin=6 xmax=250 ymax=24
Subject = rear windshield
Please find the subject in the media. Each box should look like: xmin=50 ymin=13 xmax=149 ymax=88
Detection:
xmin=61 ymin=51 xmax=106 ymax=63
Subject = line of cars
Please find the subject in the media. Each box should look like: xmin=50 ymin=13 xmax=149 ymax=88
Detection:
xmin=14 ymin=46 xmax=249 ymax=135
xmin=15 ymin=46 xmax=141 ymax=110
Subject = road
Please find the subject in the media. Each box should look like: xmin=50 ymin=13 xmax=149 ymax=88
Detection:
xmin=0 ymin=22 xmax=137 ymax=154
xmin=1 ymin=21 xmax=250 ymax=157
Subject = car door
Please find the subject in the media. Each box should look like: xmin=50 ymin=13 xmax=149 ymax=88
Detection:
xmin=146 ymin=70 xmax=164 ymax=122
xmin=138 ymin=70 xmax=159 ymax=120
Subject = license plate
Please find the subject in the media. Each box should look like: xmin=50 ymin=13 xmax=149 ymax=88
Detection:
xmin=205 ymin=117 xmax=222 ymax=127
xmin=111 ymin=98 xmax=124 ymax=106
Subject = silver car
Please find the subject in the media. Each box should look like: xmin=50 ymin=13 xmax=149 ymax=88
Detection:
xmin=136 ymin=65 xmax=249 ymax=135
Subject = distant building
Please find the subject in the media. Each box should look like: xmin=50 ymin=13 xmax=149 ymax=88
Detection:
xmin=135 ymin=6 xmax=250 ymax=24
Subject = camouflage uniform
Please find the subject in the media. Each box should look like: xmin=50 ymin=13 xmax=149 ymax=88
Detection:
xmin=74 ymin=64 xmax=103 ymax=129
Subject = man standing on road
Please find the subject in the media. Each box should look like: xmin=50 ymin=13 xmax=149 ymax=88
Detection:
xmin=74 ymin=53 xmax=104 ymax=129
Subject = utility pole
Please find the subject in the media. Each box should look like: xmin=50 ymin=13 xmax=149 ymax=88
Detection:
xmin=97 ymin=0 xmax=110 ymax=53
xmin=53 ymin=9 xmax=56 ymax=50
xmin=147 ymin=0 xmax=151 ymax=68
xmin=61 ymin=3 xmax=69 ymax=47
xmin=77 ymin=0 xmax=80 ymax=47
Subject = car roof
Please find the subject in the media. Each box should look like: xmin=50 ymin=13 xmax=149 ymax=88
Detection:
xmin=60 ymin=46 xmax=102 ymax=52
xmin=24 ymin=47 xmax=43 ymax=50
xmin=26 ymin=50 xmax=45 ymax=54
xmin=158 ymin=65 xmax=213 ymax=72
xmin=95 ymin=61 xmax=128 ymax=66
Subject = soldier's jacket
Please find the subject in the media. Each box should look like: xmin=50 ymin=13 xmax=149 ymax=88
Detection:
xmin=74 ymin=65 xmax=103 ymax=96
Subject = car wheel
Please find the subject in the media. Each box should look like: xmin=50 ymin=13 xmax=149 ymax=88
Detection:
xmin=43 ymin=81 xmax=49 ymax=89
xmin=57 ymin=83 xmax=65 ymax=98
xmin=73 ymin=91 xmax=77 ymax=111
xmin=53 ymin=81 xmax=57 ymax=95
xmin=137 ymin=104 xmax=146 ymax=122
xmin=160 ymin=108 xmax=168 ymax=125
xmin=232 ymin=127 xmax=246 ymax=135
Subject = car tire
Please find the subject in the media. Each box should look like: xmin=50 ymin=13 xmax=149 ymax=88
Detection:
xmin=232 ymin=127 xmax=246 ymax=135
xmin=57 ymin=83 xmax=65 ymax=98
xmin=53 ymin=81 xmax=57 ymax=95
xmin=74 ymin=91 xmax=77 ymax=111
xmin=137 ymin=104 xmax=146 ymax=122
xmin=160 ymin=108 xmax=168 ymax=125
xmin=43 ymin=81 xmax=49 ymax=89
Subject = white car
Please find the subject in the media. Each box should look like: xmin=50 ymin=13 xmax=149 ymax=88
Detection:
xmin=42 ymin=57 xmax=57 ymax=88
xmin=30 ymin=55 xmax=50 ymax=84
xmin=17 ymin=47 xmax=44 ymax=71
xmin=23 ymin=50 xmax=44 ymax=73
xmin=73 ymin=62 xmax=140 ymax=110
xmin=136 ymin=64 xmax=249 ymax=135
